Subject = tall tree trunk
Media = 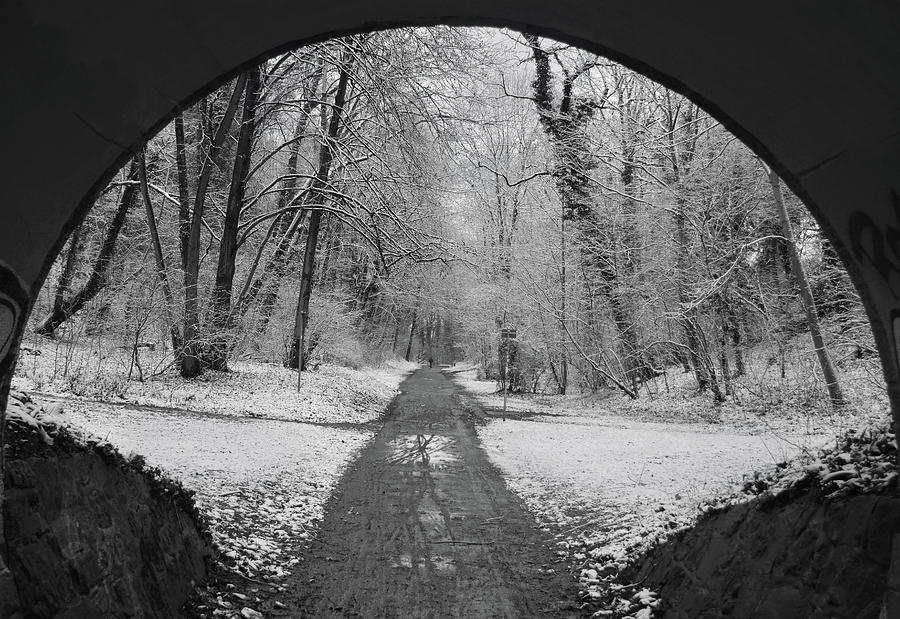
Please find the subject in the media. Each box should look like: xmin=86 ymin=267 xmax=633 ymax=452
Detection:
xmin=525 ymin=33 xmax=650 ymax=394
xmin=289 ymin=60 xmax=351 ymax=375
xmin=662 ymin=94 xmax=721 ymax=399
xmin=48 ymin=225 xmax=83 ymax=331
xmin=181 ymin=74 xmax=247 ymax=378
xmin=721 ymin=298 xmax=745 ymax=377
xmin=391 ymin=320 xmax=401 ymax=353
xmin=615 ymin=141 xmax=654 ymax=385
xmin=34 ymin=159 xmax=141 ymax=337
xmin=234 ymin=64 xmax=323 ymax=328
xmin=137 ymin=149 xmax=182 ymax=352
xmin=288 ymin=213 xmax=321 ymax=370
xmin=404 ymin=312 xmax=417 ymax=362
xmin=174 ymin=112 xmax=191 ymax=272
xmin=673 ymin=197 xmax=722 ymax=399
xmin=766 ymin=167 xmax=845 ymax=407
xmin=557 ymin=203 xmax=569 ymax=394
xmin=207 ymin=66 xmax=262 ymax=371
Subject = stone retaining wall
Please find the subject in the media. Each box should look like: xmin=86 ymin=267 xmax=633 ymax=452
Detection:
xmin=2 ymin=437 xmax=210 ymax=617
xmin=635 ymin=486 xmax=900 ymax=618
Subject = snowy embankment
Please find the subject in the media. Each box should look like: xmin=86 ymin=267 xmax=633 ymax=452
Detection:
xmin=15 ymin=354 xmax=411 ymax=425
xmin=16 ymin=359 xmax=415 ymax=616
xmin=451 ymin=368 xmax=872 ymax=613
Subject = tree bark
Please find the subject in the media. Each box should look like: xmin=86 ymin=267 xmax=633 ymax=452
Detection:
xmin=557 ymin=202 xmax=569 ymax=394
xmin=207 ymin=66 xmax=262 ymax=370
xmin=174 ymin=112 xmax=191 ymax=272
xmin=404 ymin=312 xmax=417 ymax=362
xmin=180 ymin=74 xmax=247 ymax=378
xmin=48 ymin=225 xmax=83 ymax=332
xmin=525 ymin=33 xmax=651 ymax=393
xmin=288 ymin=210 xmax=324 ymax=371
xmin=34 ymin=159 xmax=141 ymax=337
xmin=234 ymin=63 xmax=323 ymax=329
xmin=289 ymin=60 xmax=351 ymax=376
xmin=138 ymin=149 xmax=182 ymax=353
xmin=766 ymin=167 xmax=845 ymax=407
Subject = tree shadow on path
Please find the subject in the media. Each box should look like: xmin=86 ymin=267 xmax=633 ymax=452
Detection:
xmin=283 ymin=367 xmax=582 ymax=617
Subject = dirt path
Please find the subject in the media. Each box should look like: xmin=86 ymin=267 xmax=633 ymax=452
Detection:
xmin=284 ymin=368 xmax=580 ymax=617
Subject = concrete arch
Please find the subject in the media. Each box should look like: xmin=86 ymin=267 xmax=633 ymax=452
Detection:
xmin=3 ymin=1 xmax=900 ymax=431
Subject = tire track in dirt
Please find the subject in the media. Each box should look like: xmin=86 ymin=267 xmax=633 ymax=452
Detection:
xmin=284 ymin=367 xmax=580 ymax=617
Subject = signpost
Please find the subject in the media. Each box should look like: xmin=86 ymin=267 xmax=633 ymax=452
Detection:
xmin=500 ymin=327 xmax=516 ymax=421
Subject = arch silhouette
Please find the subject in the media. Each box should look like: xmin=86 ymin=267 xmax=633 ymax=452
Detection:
xmin=3 ymin=1 xmax=900 ymax=433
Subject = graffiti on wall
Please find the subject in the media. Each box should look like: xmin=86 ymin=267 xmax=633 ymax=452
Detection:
xmin=848 ymin=190 xmax=900 ymax=300
xmin=848 ymin=190 xmax=900 ymax=371
xmin=0 ymin=262 xmax=29 ymax=382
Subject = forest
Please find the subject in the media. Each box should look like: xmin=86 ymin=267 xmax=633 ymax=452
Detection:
xmin=18 ymin=26 xmax=885 ymax=417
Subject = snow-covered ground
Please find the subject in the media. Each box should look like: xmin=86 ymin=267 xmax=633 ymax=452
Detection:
xmin=450 ymin=367 xmax=883 ymax=609
xmin=17 ymin=350 xmax=888 ymax=615
xmin=66 ymin=402 xmax=369 ymax=581
xmin=14 ymin=342 xmax=414 ymax=424
xmin=29 ymin=358 xmax=416 ymax=596
xmin=476 ymin=408 xmax=821 ymax=542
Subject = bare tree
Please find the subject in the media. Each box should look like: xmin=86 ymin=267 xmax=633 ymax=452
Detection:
xmin=289 ymin=57 xmax=352 ymax=373
xmin=35 ymin=158 xmax=142 ymax=337
xmin=764 ymin=163 xmax=845 ymax=407
xmin=523 ymin=33 xmax=653 ymax=394
xmin=180 ymin=73 xmax=247 ymax=377
xmin=138 ymin=148 xmax=182 ymax=352
xmin=206 ymin=66 xmax=263 ymax=371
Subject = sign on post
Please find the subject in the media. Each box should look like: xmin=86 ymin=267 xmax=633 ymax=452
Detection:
xmin=499 ymin=327 xmax=516 ymax=420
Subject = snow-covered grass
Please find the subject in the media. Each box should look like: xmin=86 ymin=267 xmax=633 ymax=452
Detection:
xmin=460 ymin=366 xmax=833 ymax=542
xmin=14 ymin=333 xmax=417 ymax=424
xmin=455 ymin=344 xmax=885 ymax=438
xmin=607 ymin=342 xmax=887 ymax=430
xmin=452 ymin=366 xmax=890 ymax=613
xmin=62 ymin=401 xmax=371 ymax=582
xmin=13 ymin=345 xmax=416 ymax=616
xmin=476 ymin=413 xmax=818 ymax=537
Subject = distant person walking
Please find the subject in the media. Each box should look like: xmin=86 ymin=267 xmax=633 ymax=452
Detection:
xmin=428 ymin=357 xmax=434 ymax=368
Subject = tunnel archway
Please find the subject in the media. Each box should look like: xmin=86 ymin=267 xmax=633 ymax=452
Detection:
xmin=3 ymin=4 xmax=900 ymax=440
xmin=4 ymin=3 xmax=900 ymax=616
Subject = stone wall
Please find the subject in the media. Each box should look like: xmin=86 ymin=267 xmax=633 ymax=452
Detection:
xmin=2 ymin=405 xmax=211 ymax=618
xmin=634 ymin=485 xmax=900 ymax=618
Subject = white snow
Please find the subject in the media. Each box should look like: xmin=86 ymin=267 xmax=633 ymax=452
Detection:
xmin=452 ymin=368 xmax=855 ymax=612
xmin=14 ymin=336 xmax=417 ymax=425
xmin=477 ymin=412 xmax=820 ymax=535
xmin=31 ymin=359 xmax=416 ymax=586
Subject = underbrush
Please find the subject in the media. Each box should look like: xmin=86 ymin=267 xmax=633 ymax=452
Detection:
xmin=463 ymin=330 xmax=888 ymax=434
xmin=14 ymin=328 xmax=416 ymax=423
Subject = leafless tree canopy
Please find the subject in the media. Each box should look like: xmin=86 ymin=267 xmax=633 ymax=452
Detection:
xmin=28 ymin=27 xmax=878 ymax=413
